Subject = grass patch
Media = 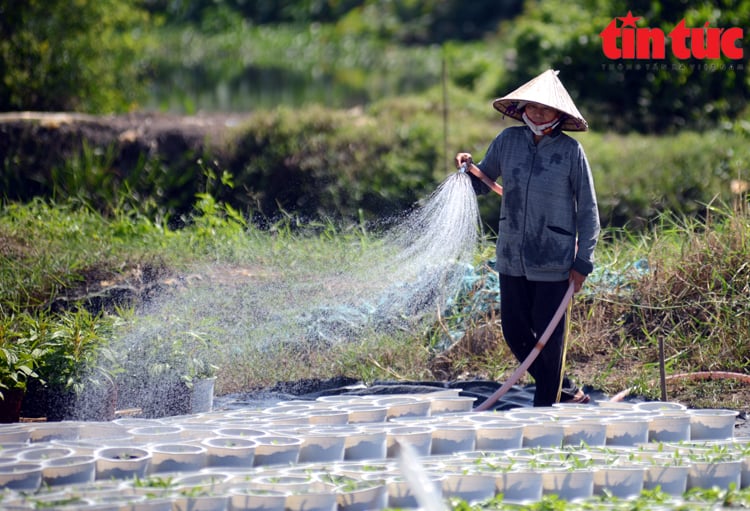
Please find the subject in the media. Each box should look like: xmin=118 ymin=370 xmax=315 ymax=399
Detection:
xmin=567 ymin=201 xmax=750 ymax=405
xmin=1 ymin=182 xmax=749 ymax=409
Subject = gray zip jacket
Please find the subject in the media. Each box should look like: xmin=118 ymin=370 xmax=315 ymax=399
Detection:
xmin=473 ymin=125 xmax=600 ymax=281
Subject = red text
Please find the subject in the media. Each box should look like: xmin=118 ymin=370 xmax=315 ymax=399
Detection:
xmin=600 ymin=12 xmax=744 ymax=60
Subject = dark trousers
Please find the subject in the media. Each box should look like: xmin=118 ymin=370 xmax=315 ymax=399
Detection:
xmin=499 ymin=274 xmax=578 ymax=407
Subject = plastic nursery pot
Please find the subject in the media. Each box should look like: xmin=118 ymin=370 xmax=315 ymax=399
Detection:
xmin=0 ymin=424 xmax=31 ymax=443
xmin=29 ymin=422 xmax=82 ymax=443
xmin=148 ymin=443 xmax=208 ymax=474
xmin=314 ymin=395 xmax=359 ymax=404
xmin=688 ymin=409 xmax=738 ymax=440
xmin=119 ymin=496 xmax=174 ymax=511
xmin=506 ymin=410 xmax=556 ymax=421
xmin=335 ymin=477 xmax=388 ymax=511
xmin=52 ymin=439 xmax=120 ymax=456
xmin=374 ymin=396 xmax=432 ymax=420
xmin=252 ymin=435 xmax=302 ymax=467
xmin=50 ymin=479 xmax=124 ymax=501
xmin=18 ymin=446 xmax=76 ymax=462
xmin=296 ymin=427 xmax=348 ymax=463
xmin=228 ymin=487 xmax=288 ymax=511
xmin=593 ymin=464 xmax=646 ymax=499
xmin=128 ymin=425 xmax=184 ymax=444
xmin=540 ymin=466 xmax=596 ymax=502
xmin=297 ymin=409 xmax=350 ymax=426
xmin=490 ymin=466 xmax=544 ymax=504
xmin=201 ymin=436 xmax=257 ymax=468
xmin=76 ymin=421 xmax=130 ymax=441
xmin=90 ymin=493 xmax=168 ymax=511
xmin=474 ymin=421 xmax=525 ymax=451
xmin=12 ymin=493 xmax=99 ymax=510
xmin=171 ymin=486 xmax=231 ymax=511
xmin=605 ymin=416 xmax=651 ymax=446
xmin=648 ymin=412 xmax=692 ymax=443
xmin=172 ymin=490 xmax=229 ymax=511
xmin=385 ymin=474 xmax=445 ymax=509
xmin=173 ymin=471 xmax=234 ymax=490
xmin=333 ymin=404 xmax=388 ymax=424
xmin=41 ymin=455 xmax=97 ymax=486
xmin=643 ymin=456 xmax=689 ymax=496
xmin=687 ymin=458 xmax=742 ymax=490
xmin=595 ymin=401 xmax=638 ymax=412
xmin=334 ymin=460 xmax=396 ymax=479
xmin=343 ymin=428 xmax=388 ymax=461
xmin=0 ymin=462 xmax=43 ymax=491
xmin=441 ymin=471 xmax=497 ymax=504
xmin=95 ymin=446 xmax=151 ymax=480
xmin=562 ymin=419 xmax=608 ymax=447
xmin=726 ymin=440 xmax=750 ymax=488
xmin=215 ymin=427 xmax=267 ymax=439
xmin=385 ymin=426 xmax=433 ymax=458
xmin=126 ymin=473 xmax=179 ymax=499
xmin=284 ymin=482 xmax=338 ymax=511
xmin=521 ymin=421 xmax=565 ymax=448
xmin=634 ymin=401 xmax=688 ymax=413
xmin=429 ymin=396 xmax=477 ymax=415
xmin=430 ymin=424 xmax=477 ymax=455
xmin=248 ymin=473 xmax=319 ymax=492
xmin=190 ymin=376 xmax=216 ymax=414
xmin=262 ymin=404 xmax=314 ymax=416
xmin=423 ymin=388 xmax=463 ymax=400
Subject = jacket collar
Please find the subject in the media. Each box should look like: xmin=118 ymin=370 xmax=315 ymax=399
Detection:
xmin=524 ymin=125 xmax=562 ymax=148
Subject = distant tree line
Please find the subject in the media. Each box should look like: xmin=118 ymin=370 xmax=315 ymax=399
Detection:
xmin=1 ymin=0 xmax=748 ymax=133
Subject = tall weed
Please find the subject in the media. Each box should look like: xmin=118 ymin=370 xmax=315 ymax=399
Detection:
xmin=571 ymin=201 xmax=750 ymax=401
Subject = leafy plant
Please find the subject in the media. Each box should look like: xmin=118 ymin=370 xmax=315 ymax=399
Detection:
xmin=0 ymin=313 xmax=49 ymax=398
xmin=141 ymin=330 xmax=220 ymax=385
xmin=677 ymin=443 xmax=737 ymax=463
xmin=37 ymin=308 xmax=123 ymax=394
xmin=131 ymin=475 xmax=176 ymax=499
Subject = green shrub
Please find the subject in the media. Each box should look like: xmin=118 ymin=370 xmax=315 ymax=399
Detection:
xmin=581 ymin=129 xmax=749 ymax=229
xmin=224 ymin=103 xmax=445 ymax=222
xmin=0 ymin=0 xmax=153 ymax=113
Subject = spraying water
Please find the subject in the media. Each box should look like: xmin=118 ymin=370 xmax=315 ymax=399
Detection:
xmin=113 ymin=172 xmax=483 ymax=415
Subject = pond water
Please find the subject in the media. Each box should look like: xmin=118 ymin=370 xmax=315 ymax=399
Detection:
xmin=146 ymin=63 xmax=439 ymax=113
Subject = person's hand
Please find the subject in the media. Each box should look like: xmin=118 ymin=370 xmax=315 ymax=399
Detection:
xmin=455 ymin=152 xmax=473 ymax=169
xmin=569 ymin=269 xmax=586 ymax=294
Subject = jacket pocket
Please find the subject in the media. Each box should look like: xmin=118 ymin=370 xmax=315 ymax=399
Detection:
xmin=547 ymin=225 xmax=573 ymax=236
xmin=525 ymin=225 xmax=576 ymax=273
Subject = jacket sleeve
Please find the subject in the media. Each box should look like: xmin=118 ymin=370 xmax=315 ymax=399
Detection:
xmin=571 ymin=144 xmax=600 ymax=276
xmin=470 ymin=132 xmax=504 ymax=196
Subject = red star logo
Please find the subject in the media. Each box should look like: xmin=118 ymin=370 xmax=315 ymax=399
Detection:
xmin=618 ymin=11 xmax=641 ymax=28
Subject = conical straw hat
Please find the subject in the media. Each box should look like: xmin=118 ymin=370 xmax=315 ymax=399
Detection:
xmin=492 ymin=69 xmax=588 ymax=131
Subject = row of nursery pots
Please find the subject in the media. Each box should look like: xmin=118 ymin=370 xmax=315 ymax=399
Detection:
xmin=0 ymin=394 xmax=744 ymax=509
xmin=2 ymin=442 xmax=750 ymax=510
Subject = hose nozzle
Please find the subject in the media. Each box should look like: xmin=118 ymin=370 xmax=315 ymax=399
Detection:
xmin=457 ymin=158 xmax=504 ymax=197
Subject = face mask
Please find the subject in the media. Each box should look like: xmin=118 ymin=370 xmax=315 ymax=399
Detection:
xmin=522 ymin=111 xmax=561 ymax=136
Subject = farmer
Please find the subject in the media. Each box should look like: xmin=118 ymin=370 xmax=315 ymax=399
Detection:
xmin=455 ymin=69 xmax=600 ymax=407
